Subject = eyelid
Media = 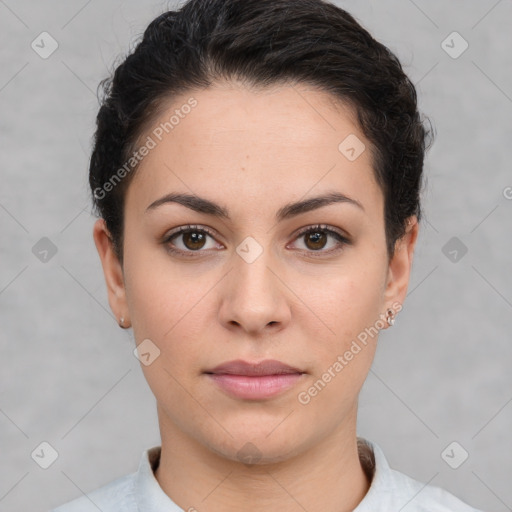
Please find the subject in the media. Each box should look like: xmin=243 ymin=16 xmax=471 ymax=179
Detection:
xmin=287 ymin=224 xmax=351 ymax=257
xmin=163 ymin=224 xmax=222 ymax=246
xmin=292 ymin=224 xmax=351 ymax=243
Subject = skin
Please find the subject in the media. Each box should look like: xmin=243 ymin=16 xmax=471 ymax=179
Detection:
xmin=93 ymin=81 xmax=418 ymax=512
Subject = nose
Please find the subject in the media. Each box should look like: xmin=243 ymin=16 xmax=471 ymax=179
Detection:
xmin=217 ymin=243 xmax=291 ymax=336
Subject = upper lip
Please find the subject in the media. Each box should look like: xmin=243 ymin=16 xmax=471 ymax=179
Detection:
xmin=205 ymin=359 xmax=304 ymax=376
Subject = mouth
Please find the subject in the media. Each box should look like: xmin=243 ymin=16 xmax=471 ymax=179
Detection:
xmin=204 ymin=359 xmax=306 ymax=400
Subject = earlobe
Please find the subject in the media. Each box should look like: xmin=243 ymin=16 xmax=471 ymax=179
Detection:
xmin=92 ymin=219 xmax=129 ymax=327
xmin=383 ymin=216 xmax=419 ymax=309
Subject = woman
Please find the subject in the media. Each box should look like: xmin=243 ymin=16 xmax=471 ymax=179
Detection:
xmin=53 ymin=0 xmax=483 ymax=510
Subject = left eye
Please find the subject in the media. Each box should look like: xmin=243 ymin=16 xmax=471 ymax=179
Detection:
xmin=290 ymin=225 xmax=350 ymax=254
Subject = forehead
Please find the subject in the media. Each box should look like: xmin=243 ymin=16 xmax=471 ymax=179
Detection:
xmin=126 ymin=82 xmax=382 ymax=218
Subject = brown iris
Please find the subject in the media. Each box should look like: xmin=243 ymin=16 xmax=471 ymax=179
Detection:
xmin=304 ymin=230 xmax=327 ymax=251
xmin=182 ymin=231 xmax=207 ymax=251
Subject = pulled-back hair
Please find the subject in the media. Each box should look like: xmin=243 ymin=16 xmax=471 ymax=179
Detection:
xmin=89 ymin=0 xmax=433 ymax=263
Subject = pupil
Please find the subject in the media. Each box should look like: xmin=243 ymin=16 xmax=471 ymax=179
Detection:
xmin=185 ymin=232 xmax=205 ymax=250
xmin=307 ymin=231 xmax=326 ymax=250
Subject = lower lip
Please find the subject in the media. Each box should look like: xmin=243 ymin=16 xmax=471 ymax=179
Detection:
xmin=206 ymin=373 xmax=304 ymax=400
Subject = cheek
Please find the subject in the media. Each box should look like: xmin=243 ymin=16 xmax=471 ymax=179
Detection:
xmin=303 ymin=260 xmax=386 ymax=343
xmin=123 ymin=246 xmax=215 ymax=375
xmin=294 ymin=278 xmax=383 ymax=417
xmin=124 ymin=237 xmax=186 ymax=336
xmin=296 ymin=264 xmax=385 ymax=389
xmin=124 ymin=259 xmax=209 ymax=422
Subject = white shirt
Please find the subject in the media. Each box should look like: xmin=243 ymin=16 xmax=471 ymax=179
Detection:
xmin=51 ymin=438 xmax=482 ymax=511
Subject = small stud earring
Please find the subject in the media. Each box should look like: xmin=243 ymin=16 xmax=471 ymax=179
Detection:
xmin=119 ymin=316 xmax=125 ymax=328
xmin=385 ymin=309 xmax=395 ymax=327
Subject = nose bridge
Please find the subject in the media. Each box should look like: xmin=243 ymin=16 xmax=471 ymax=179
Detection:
xmin=233 ymin=233 xmax=278 ymax=297
xmin=218 ymin=233 xmax=289 ymax=331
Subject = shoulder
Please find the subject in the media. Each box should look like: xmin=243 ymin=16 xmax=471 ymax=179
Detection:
xmin=50 ymin=472 xmax=137 ymax=512
xmin=356 ymin=439 xmax=483 ymax=512
xmin=386 ymin=466 xmax=482 ymax=512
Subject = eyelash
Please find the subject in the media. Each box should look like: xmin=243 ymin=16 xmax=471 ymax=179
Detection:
xmin=163 ymin=224 xmax=351 ymax=258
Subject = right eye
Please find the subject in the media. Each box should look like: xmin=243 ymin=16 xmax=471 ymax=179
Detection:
xmin=163 ymin=225 xmax=223 ymax=257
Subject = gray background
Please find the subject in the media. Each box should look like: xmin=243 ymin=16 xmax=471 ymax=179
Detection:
xmin=1 ymin=0 xmax=511 ymax=510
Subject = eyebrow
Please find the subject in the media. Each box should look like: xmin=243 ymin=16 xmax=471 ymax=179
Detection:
xmin=145 ymin=191 xmax=364 ymax=221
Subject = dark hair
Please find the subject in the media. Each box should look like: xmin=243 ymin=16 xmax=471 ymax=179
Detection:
xmin=89 ymin=0 xmax=433 ymax=264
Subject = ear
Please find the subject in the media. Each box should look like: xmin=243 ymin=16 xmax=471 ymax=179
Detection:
xmin=383 ymin=216 xmax=419 ymax=310
xmin=92 ymin=218 xmax=129 ymax=326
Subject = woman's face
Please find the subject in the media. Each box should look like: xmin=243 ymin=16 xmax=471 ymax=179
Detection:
xmin=94 ymin=82 xmax=417 ymax=463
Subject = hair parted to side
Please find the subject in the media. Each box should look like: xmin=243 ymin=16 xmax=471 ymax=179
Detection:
xmin=89 ymin=0 xmax=433 ymax=264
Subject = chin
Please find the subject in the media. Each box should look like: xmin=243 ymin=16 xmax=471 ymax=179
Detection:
xmin=198 ymin=419 xmax=313 ymax=466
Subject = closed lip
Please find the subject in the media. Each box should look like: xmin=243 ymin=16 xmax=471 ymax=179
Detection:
xmin=204 ymin=359 xmax=305 ymax=376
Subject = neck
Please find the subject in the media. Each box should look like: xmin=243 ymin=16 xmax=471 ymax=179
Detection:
xmin=154 ymin=404 xmax=371 ymax=512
